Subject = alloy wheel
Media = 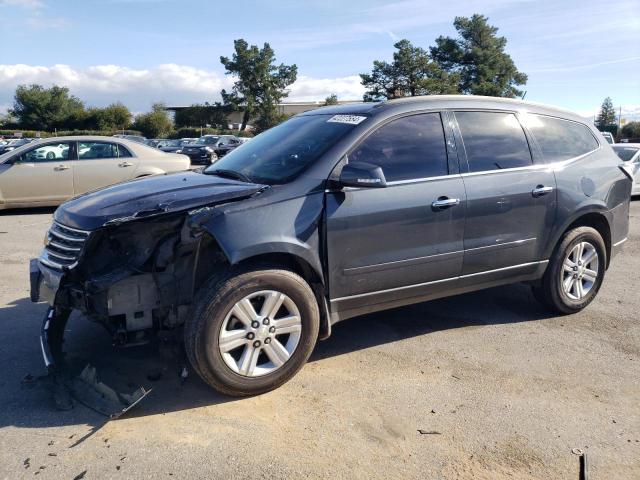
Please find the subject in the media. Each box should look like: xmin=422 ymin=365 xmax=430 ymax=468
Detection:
xmin=561 ymin=241 xmax=599 ymax=300
xmin=218 ymin=290 xmax=302 ymax=377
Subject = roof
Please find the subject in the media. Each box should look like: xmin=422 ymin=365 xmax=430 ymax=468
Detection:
xmin=300 ymin=95 xmax=586 ymax=123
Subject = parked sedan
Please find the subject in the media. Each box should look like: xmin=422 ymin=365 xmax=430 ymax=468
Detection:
xmin=0 ymin=138 xmax=34 ymax=155
xmin=180 ymin=135 xmax=242 ymax=165
xmin=0 ymin=136 xmax=189 ymax=210
xmin=613 ymin=143 xmax=640 ymax=195
xmin=157 ymin=139 xmax=190 ymax=153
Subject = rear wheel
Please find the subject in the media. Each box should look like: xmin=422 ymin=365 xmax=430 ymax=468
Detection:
xmin=184 ymin=266 xmax=319 ymax=396
xmin=532 ymin=226 xmax=606 ymax=314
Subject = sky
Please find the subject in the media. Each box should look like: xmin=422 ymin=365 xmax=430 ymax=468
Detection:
xmin=0 ymin=0 xmax=639 ymax=120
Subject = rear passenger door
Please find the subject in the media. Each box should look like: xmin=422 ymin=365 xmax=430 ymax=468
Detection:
xmin=451 ymin=110 xmax=556 ymax=277
xmin=73 ymin=141 xmax=140 ymax=194
xmin=326 ymin=112 xmax=466 ymax=314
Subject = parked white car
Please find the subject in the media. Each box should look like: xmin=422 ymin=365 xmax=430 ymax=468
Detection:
xmin=0 ymin=136 xmax=190 ymax=210
xmin=612 ymin=143 xmax=640 ymax=195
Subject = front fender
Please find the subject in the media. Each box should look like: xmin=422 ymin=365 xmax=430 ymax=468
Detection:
xmin=198 ymin=192 xmax=325 ymax=281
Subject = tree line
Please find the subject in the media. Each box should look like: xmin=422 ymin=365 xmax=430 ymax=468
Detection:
xmin=4 ymin=14 xmax=532 ymax=137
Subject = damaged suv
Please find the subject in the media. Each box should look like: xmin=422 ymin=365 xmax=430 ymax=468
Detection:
xmin=31 ymin=96 xmax=632 ymax=396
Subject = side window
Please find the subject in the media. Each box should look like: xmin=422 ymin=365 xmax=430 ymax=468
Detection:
xmin=521 ymin=114 xmax=599 ymax=162
xmin=455 ymin=111 xmax=532 ymax=172
xmin=19 ymin=142 xmax=71 ymax=163
xmin=117 ymin=144 xmax=132 ymax=158
xmin=78 ymin=142 xmax=119 ymax=160
xmin=349 ymin=113 xmax=448 ymax=182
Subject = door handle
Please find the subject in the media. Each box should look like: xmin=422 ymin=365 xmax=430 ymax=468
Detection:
xmin=53 ymin=165 xmax=70 ymax=171
xmin=118 ymin=161 xmax=133 ymax=167
xmin=532 ymin=185 xmax=554 ymax=197
xmin=432 ymin=197 xmax=460 ymax=210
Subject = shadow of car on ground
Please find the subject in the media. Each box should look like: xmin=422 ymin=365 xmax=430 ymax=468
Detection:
xmin=0 ymin=282 xmax=554 ymax=439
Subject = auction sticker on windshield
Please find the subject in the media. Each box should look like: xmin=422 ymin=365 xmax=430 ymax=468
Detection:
xmin=327 ymin=115 xmax=367 ymax=125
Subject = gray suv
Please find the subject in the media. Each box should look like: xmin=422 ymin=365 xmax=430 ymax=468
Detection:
xmin=31 ymin=96 xmax=632 ymax=396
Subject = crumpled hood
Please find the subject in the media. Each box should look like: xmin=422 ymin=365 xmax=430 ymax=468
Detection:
xmin=54 ymin=171 xmax=266 ymax=230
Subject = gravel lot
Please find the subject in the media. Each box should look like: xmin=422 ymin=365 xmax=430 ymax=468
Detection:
xmin=0 ymin=203 xmax=638 ymax=479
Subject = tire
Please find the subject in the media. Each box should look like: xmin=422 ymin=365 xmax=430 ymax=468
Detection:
xmin=46 ymin=152 xmax=55 ymax=159
xmin=532 ymin=226 xmax=606 ymax=314
xmin=184 ymin=265 xmax=320 ymax=396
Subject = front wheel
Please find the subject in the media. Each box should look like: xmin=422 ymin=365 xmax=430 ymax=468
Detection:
xmin=532 ymin=226 xmax=606 ymax=314
xmin=184 ymin=266 xmax=320 ymax=396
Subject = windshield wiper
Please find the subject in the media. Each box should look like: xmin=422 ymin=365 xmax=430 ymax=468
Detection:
xmin=206 ymin=169 xmax=253 ymax=183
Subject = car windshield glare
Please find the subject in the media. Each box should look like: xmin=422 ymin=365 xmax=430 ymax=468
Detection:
xmin=203 ymin=114 xmax=360 ymax=184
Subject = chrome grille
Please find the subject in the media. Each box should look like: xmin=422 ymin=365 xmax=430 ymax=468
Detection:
xmin=41 ymin=221 xmax=91 ymax=270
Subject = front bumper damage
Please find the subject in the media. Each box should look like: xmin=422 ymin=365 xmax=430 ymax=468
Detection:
xmin=29 ymin=183 xmax=268 ymax=415
xmin=36 ymin=303 xmax=152 ymax=418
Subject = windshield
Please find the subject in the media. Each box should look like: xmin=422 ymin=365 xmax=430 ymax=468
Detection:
xmin=204 ymin=114 xmax=361 ymax=184
xmin=164 ymin=140 xmax=182 ymax=147
xmin=613 ymin=146 xmax=639 ymax=162
xmin=196 ymin=136 xmax=219 ymax=145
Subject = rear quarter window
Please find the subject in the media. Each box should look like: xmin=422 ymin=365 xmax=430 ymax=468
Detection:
xmin=522 ymin=114 xmax=599 ymax=162
xmin=455 ymin=111 xmax=533 ymax=172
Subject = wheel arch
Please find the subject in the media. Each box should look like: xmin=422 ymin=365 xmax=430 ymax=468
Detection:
xmin=192 ymin=233 xmax=331 ymax=340
xmin=550 ymin=209 xmax=612 ymax=268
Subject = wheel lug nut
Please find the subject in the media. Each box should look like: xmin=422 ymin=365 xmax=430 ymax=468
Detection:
xmin=263 ymin=318 xmax=270 ymax=325
xmin=264 ymin=337 xmax=271 ymax=344
xmin=253 ymin=340 xmax=261 ymax=348
xmin=573 ymin=274 xmax=578 ymax=278
xmin=251 ymin=321 xmax=260 ymax=329
xmin=246 ymin=332 xmax=255 ymax=340
xmin=269 ymin=326 xmax=276 ymax=333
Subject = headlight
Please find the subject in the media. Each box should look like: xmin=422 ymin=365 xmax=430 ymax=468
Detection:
xmin=204 ymin=147 xmax=213 ymax=153
xmin=175 ymin=149 xmax=182 ymax=153
xmin=6 ymin=147 xmax=14 ymax=151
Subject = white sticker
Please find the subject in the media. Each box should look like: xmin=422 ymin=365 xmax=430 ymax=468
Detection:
xmin=327 ymin=114 xmax=367 ymax=125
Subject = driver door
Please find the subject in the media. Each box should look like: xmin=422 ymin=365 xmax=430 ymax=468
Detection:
xmin=0 ymin=142 xmax=75 ymax=206
xmin=325 ymin=112 xmax=466 ymax=316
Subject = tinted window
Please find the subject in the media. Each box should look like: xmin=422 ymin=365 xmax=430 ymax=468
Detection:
xmin=456 ymin=111 xmax=532 ymax=172
xmin=78 ymin=142 xmax=119 ymax=159
xmin=613 ymin=146 xmax=639 ymax=162
xmin=521 ymin=114 xmax=599 ymax=161
xmin=118 ymin=144 xmax=132 ymax=157
xmin=19 ymin=142 xmax=71 ymax=162
xmin=349 ymin=113 xmax=448 ymax=182
xmin=203 ymin=114 xmax=357 ymax=184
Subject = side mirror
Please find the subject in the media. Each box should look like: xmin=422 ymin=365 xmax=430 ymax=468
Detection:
xmin=339 ymin=162 xmax=387 ymax=188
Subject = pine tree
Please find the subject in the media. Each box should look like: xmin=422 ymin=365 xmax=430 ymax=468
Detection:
xmin=595 ymin=97 xmax=617 ymax=129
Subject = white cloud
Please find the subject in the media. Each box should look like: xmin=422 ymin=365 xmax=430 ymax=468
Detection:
xmin=26 ymin=15 xmax=71 ymax=30
xmin=0 ymin=64 xmax=365 ymax=112
xmin=0 ymin=0 xmax=43 ymax=9
xmin=575 ymin=105 xmax=640 ymax=123
xmin=287 ymin=75 xmax=365 ymax=102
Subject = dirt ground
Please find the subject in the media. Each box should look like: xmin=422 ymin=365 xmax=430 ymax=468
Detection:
xmin=0 ymin=203 xmax=638 ymax=479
